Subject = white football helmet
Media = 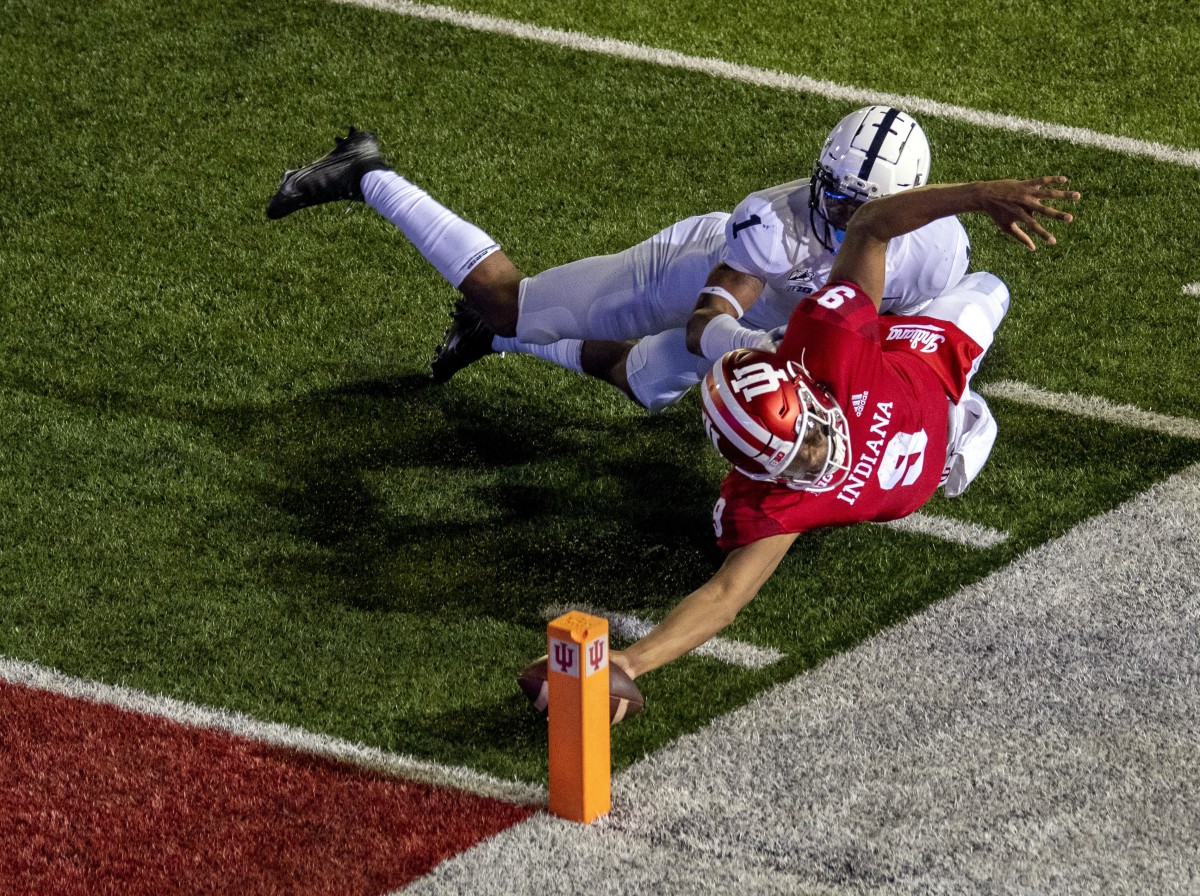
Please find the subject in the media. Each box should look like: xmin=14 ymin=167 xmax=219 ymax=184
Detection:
xmin=701 ymin=349 xmax=852 ymax=492
xmin=810 ymin=106 xmax=931 ymax=250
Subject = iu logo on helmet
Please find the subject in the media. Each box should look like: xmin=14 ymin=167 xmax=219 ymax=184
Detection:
xmin=730 ymin=362 xmax=791 ymax=400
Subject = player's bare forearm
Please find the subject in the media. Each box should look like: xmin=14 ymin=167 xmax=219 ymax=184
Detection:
xmin=685 ymin=264 xmax=766 ymax=356
xmin=614 ymin=532 xmax=798 ymax=679
xmin=832 ymin=177 xmax=1080 ymax=305
xmin=851 ymin=178 xmax=1077 ymax=246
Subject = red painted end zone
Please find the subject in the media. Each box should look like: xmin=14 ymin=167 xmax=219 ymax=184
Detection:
xmin=0 ymin=681 xmax=537 ymax=895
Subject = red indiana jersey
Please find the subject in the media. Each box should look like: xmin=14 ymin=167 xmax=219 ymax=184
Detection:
xmin=713 ymin=280 xmax=983 ymax=553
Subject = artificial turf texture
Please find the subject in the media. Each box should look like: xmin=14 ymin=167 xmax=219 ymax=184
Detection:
xmin=3 ymin=0 xmax=1199 ymax=782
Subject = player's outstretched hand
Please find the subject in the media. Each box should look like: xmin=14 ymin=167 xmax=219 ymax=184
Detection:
xmin=979 ymin=176 xmax=1080 ymax=250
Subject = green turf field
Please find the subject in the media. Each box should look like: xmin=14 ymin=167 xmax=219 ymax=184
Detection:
xmin=3 ymin=0 xmax=1198 ymax=782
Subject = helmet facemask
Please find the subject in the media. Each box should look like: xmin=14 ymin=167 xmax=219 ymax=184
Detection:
xmin=772 ymin=375 xmax=852 ymax=491
xmin=809 ymin=164 xmax=871 ymax=252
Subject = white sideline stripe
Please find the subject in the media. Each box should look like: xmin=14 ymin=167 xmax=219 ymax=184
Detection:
xmin=412 ymin=464 xmax=1200 ymax=894
xmin=1183 ymin=283 xmax=1200 ymax=297
xmin=979 ymin=379 xmax=1200 ymax=440
xmin=333 ymin=0 xmax=1200 ymax=170
xmin=0 ymin=656 xmax=546 ymax=806
xmin=881 ymin=511 xmax=1008 ymax=548
xmin=542 ymin=605 xmax=784 ymax=669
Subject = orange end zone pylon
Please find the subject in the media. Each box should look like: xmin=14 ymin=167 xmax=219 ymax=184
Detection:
xmin=546 ymin=611 xmax=611 ymax=823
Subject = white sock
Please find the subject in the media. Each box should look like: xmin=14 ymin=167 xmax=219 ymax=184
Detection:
xmin=361 ymin=170 xmax=500 ymax=288
xmin=491 ymin=337 xmax=584 ymax=373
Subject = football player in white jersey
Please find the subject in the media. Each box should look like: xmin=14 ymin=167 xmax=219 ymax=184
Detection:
xmin=266 ymin=106 xmax=972 ymax=411
xmin=432 ymin=106 xmax=971 ymax=410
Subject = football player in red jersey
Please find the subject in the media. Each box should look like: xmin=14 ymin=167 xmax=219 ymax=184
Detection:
xmin=609 ymin=177 xmax=1079 ymax=682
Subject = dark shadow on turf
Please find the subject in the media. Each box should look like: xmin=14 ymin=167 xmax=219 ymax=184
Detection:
xmin=192 ymin=372 xmax=725 ymax=629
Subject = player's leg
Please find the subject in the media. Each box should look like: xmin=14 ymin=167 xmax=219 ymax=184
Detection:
xmin=921 ymin=271 xmax=1009 ymax=375
xmin=432 ymin=319 xmax=704 ymax=413
xmin=268 ymin=133 xmax=724 ymax=345
xmin=622 ymin=328 xmax=717 ymax=411
xmin=515 ymin=212 xmax=727 ymax=345
xmin=429 ymin=311 xmax=640 ymax=406
xmin=507 ymin=335 xmax=709 ymax=412
xmin=267 ymin=129 xmax=523 ymax=335
xmin=432 ymin=212 xmax=727 ymax=380
xmin=928 ymin=271 xmax=1010 ymax=497
xmin=430 ymin=306 xmax=591 ymax=384
xmin=362 ymin=171 xmax=523 ymax=336
xmin=580 ymin=341 xmax=635 ymax=399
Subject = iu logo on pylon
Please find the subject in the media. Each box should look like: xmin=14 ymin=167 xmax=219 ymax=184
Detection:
xmin=586 ymin=636 xmax=608 ymax=677
xmin=550 ymin=639 xmax=580 ymax=677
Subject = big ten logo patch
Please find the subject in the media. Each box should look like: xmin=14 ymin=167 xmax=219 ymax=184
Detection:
xmin=786 ymin=267 xmax=816 ymax=294
xmin=550 ymin=639 xmax=579 ymax=677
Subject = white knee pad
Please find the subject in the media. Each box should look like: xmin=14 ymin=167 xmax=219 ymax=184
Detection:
xmin=624 ymin=328 xmax=714 ymax=412
xmin=921 ymin=271 xmax=1010 ymax=354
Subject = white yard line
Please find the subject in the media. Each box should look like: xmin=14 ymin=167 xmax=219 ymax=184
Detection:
xmin=979 ymin=380 xmax=1200 ymax=440
xmin=882 ymin=511 xmax=1008 ymax=548
xmin=0 ymin=656 xmax=546 ymax=805
xmin=542 ymin=605 xmax=784 ymax=669
xmin=336 ymin=0 xmax=1200 ymax=446
xmin=333 ymin=0 xmax=1200 ymax=170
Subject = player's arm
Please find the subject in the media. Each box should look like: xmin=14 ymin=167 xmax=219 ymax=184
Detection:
xmin=612 ymin=531 xmax=798 ymax=680
xmin=832 ymin=177 xmax=1079 ymax=307
xmin=684 ymin=263 xmax=771 ymax=359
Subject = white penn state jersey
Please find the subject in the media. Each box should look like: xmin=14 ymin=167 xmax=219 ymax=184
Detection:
xmin=722 ymin=179 xmax=971 ymax=330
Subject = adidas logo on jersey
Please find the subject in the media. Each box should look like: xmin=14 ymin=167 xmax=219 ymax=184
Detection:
xmin=852 ymin=391 xmax=869 ymax=417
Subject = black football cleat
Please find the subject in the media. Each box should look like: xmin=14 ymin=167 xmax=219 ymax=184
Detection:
xmin=266 ymin=128 xmax=388 ymax=219
xmin=430 ymin=300 xmax=497 ymax=383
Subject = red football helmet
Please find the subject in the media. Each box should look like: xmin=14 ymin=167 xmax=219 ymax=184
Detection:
xmin=701 ymin=349 xmax=852 ymax=491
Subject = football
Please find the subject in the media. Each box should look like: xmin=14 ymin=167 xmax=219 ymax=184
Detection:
xmin=516 ymin=655 xmax=644 ymax=724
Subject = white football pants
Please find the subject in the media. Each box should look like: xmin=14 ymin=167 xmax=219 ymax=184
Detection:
xmin=929 ymin=271 xmax=1010 ymax=497
xmin=514 ymin=212 xmax=729 ymax=344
